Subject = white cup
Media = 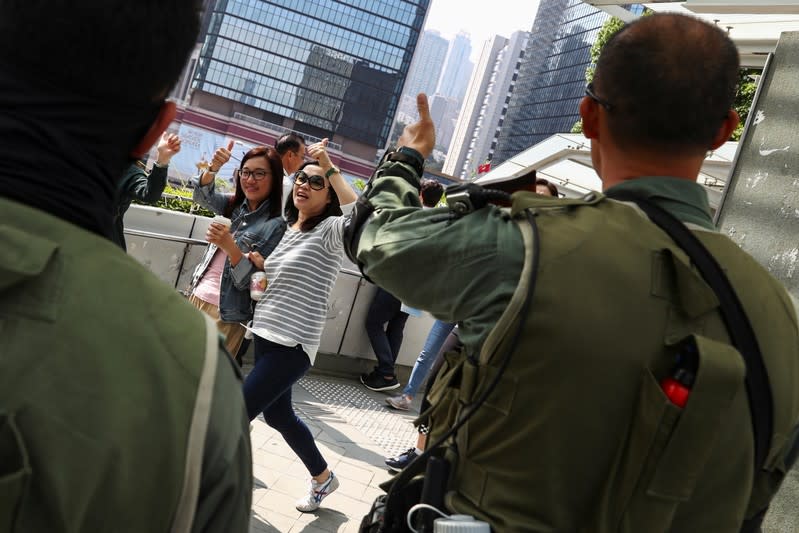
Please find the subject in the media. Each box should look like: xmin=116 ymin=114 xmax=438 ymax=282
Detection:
xmin=212 ymin=215 xmax=232 ymax=228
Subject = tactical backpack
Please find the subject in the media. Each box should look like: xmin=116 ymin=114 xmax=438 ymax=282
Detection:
xmin=359 ymin=186 xmax=795 ymax=533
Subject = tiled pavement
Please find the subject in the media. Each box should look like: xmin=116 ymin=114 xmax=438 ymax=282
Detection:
xmin=247 ymin=373 xmax=420 ymax=533
xmin=247 ymin=371 xmax=799 ymax=533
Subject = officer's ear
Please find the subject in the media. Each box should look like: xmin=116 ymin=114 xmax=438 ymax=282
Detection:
xmin=580 ymin=96 xmax=600 ymax=140
xmin=129 ymin=101 xmax=177 ymax=158
xmin=710 ymin=109 xmax=740 ymax=150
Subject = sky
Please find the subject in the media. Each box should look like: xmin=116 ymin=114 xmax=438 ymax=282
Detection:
xmin=422 ymin=0 xmax=542 ymax=63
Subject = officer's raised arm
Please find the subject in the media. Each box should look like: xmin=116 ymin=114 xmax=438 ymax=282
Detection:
xmin=343 ymin=93 xmax=525 ymax=351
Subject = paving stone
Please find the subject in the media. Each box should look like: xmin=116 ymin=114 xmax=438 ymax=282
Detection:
xmin=246 ymin=373 xmax=427 ymax=532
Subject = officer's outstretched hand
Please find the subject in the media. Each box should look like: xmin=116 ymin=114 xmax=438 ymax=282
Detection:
xmin=397 ymin=93 xmax=435 ymax=159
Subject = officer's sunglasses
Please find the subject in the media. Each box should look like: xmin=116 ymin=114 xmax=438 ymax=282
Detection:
xmin=585 ymin=83 xmax=613 ymax=112
xmin=294 ymin=171 xmax=327 ymax=191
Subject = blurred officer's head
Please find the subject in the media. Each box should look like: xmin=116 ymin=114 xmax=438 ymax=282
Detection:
xmin=0 ymin=0 xmax=201 ymax=235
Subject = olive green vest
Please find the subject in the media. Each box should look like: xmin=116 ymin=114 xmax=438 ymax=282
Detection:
xmin=0 ymin=198 xmax=219 ymax=532
xmin=425 ymin=192 xmax=799 ymax=532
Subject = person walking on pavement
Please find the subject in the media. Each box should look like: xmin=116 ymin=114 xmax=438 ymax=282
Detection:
xmin=244 ymin=139 xmax=357 ymax=513
xmin=384 ymin=319 xmax=454 ymax=410
xmin=385 ymin=327 xmax=461 ymax=472
xmin=361 ymin=287 xmax=408 ymax=392
xmin=361 ymin=179 xmax=445 ymax=393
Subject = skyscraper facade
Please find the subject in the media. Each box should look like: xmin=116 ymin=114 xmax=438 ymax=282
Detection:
xmin=402 ymin=30 xmax=450 ymax=98
xmin=493 ymin=0 xmax=644 ymax=164
xmin=189 ymin=0 xmax=429 ymax=158
xmin=437 ymin=31 xmax=474 ymax=103
xmin=444 ymin=31 xmax=529 ymax=179
xmin=428 ymin=94 xmax=461 ymax=149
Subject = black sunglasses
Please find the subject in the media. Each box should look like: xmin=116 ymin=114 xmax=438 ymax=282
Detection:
xmin=585 ymin=82 xmax=613 ymax=111
xmin=294 ymin=171 xmax=326 ymax=191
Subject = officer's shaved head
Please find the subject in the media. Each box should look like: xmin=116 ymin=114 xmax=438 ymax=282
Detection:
xmin=593 ymin=13 xmax=739 ymax=155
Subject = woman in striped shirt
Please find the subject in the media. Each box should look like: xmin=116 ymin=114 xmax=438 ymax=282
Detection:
xmin=244 ymin=139 xmax=357 ymax=513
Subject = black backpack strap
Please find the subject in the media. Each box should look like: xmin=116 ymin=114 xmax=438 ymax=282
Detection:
xmin=607 ymin=189 xmax=774 ymax=476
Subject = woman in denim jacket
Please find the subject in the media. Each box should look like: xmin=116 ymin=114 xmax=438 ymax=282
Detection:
xmin=189 ymin=143 xmax=286 ymax=360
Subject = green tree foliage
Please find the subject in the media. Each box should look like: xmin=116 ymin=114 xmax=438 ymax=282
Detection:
xmin=585 ymin=16 xmax=626 ymax=85
xmin=571 ymin=16 xmax=625 ymax=133
xmin=732 ymin=70 xmax=758 ymax=141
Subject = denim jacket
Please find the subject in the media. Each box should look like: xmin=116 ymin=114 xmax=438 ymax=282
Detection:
xmin=190 ymin=175 xmax=286 ymax=322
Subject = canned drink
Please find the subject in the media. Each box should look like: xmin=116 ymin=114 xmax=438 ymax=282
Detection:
xmin=250 ymin=272 xmax=267 ymax=301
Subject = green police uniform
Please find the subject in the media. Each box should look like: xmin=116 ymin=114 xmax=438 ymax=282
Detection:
xmin=0 ymin=197 xmax=253 ymax=532
xmin=354 ymin=164 xmax=799 ymax=532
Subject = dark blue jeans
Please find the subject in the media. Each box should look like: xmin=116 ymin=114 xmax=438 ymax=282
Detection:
xmin=365 ymin=287 xmax=409 ymax=377
xmin=243 ymin=337 xmax=327 ymax=476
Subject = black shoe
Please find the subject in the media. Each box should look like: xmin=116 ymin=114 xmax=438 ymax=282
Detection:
xmin=360 ymin=371 xmax=400 ymax=392
xmin=385 ymin=448 xmax=419 ymax=471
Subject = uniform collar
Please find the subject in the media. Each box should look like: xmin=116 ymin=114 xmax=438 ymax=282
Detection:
xmin=605 ymin=176 xmax=715 ymax=230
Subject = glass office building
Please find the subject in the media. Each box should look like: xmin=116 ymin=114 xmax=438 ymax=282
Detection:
xmin=493 ymin=0 xmax=644 ymax=164
xmin=190 ymin=0 xmax=429 ymax=153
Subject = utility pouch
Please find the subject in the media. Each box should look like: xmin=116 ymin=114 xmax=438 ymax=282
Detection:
xmin=361 ymin=446 xmax=449 ymax=533
xmin=359 ymin=477 xmax=423 ymax=533
xmin=579 ymin=334 xmax=745 ymax=533
xmin=0 ymin=412 xmax=31 ymax=531
xmin=422 ymin=348 xmax=469 ymax=446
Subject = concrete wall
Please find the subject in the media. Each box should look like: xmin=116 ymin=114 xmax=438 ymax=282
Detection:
xmin=715 ymin=32 xmax=799 ymax=533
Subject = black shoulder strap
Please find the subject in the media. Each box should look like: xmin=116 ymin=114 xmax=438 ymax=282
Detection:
xmin=606 ymin=190 xmax=774 ymax=475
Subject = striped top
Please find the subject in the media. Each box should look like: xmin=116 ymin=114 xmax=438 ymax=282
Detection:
xmin=250 ymin=214 xmax=347 ymax=364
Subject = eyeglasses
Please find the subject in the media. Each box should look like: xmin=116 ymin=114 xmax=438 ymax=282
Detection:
xmin=237 ymin=168 xmax=269 ymax=181
xmin=294 ymin=171 xmax=326 ymax=191
xmin=585 ymin=83 xmax=613 ymax=112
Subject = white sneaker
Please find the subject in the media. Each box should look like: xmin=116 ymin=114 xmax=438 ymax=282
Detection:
xmin=385 ymin=394 xmax=412 ymax=411
xmin=295 ymin=471 xmax=339 ymax=512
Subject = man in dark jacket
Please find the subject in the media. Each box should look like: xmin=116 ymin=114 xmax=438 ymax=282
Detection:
xmin=113 ymin=132 xmax=181 ymax=249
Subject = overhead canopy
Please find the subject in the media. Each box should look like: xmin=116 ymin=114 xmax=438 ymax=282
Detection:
xmin=474 ymin=133 xmax=737 ymax=208
xmin=581 ymin=1 xmax=799 ymax=67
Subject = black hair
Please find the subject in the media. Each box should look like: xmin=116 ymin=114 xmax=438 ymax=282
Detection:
xmin=0 ymin=0 xmax=201 ymax=102
xmin=224 ymin=146 xmax=283 ymax=219
xmin=419 ymin=179 xmax=444 ymax=207
xmin=284 ymin=160 xmax=342 ymax=232
xmin=275 ymin=133 xmax=306 ymax=156
xmin=593 ymin=13 xmax=739 ymax=155
xmin=535 ymin=178 xmax=558 ymax=197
